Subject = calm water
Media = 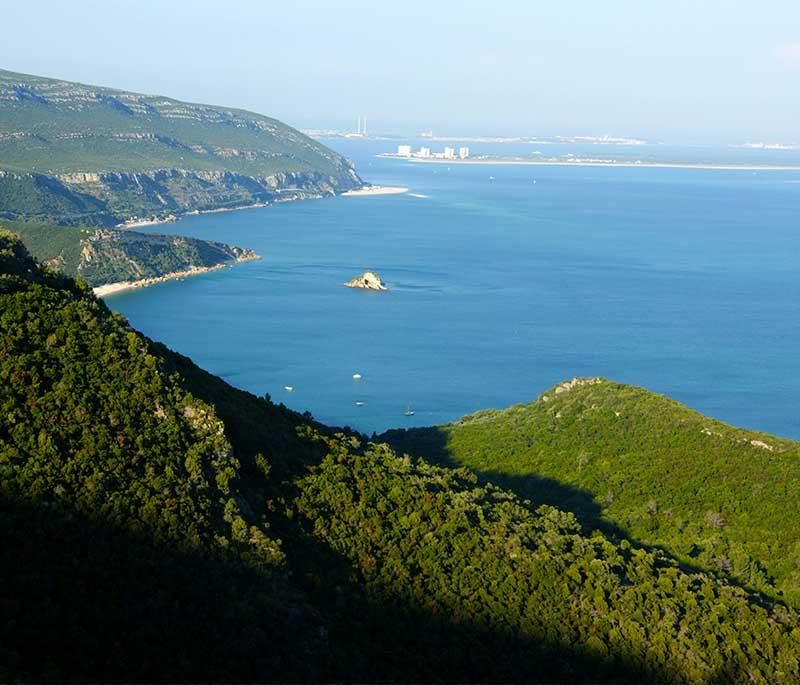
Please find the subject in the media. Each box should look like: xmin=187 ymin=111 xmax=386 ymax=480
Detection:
xmin=108 ymin=140 xmax=800 ymax=438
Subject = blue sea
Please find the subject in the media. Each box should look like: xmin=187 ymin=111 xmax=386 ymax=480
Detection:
xmin=108 ymin=139 xmax=800 ymax=438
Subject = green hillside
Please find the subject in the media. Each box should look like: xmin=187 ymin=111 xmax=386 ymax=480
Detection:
xmin=3 ymin=230 xmax=800 ymax=683
xmin=4 ymin=218 xmax=257 ymax=286
xmin=384 ymin=377 xmax=800 ymax=605
xmin=0 ymin=68 xmax=362 ymax=223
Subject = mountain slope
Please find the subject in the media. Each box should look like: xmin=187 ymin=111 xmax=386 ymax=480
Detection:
xmin=0 ymin=68 xmax=362 ymax=223
xmin=384 ymin=377 xmax=800 ymax=605
xmin=2 ymin=232 xmax=799 ymax=683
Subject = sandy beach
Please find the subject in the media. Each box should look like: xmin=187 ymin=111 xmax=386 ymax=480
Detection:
xmin=342 ymin=185 xmax=409 ymax=196
xmin=185 ymin=201 xmax=268 ymax=216
xmin=93 ymin=255 xmax=260 ymax=298
xmin=118 ymin=215 xmax=178 ymax=229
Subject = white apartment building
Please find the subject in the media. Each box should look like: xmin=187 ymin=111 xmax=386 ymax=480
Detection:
xmin=418 ymin=147 xmax=431 ymax=158
xmin=397 ymin=144 xmax=412 ymax=157
xmin=459 ymin=147 xmax=470 ymax=159
xmin=443 ymin=146 xmax=456 ymax=159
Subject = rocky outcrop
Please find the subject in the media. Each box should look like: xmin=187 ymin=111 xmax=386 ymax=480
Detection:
xmin=553 ymin=377 xmax=604 ymax=394
xmin=343 ymin=271 xmax=388 ymax=291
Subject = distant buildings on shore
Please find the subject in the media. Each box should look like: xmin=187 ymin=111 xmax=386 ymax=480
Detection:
xmin=396 ymin=144 xmax=469 ymax=159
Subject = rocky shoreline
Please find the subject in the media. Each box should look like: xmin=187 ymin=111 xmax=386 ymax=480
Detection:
xmin=93 ymin=253 xmax=261 ymax=298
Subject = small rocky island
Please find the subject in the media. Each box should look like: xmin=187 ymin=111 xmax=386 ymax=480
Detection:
xmin=343 ymin=271 xmax=388 ymax=291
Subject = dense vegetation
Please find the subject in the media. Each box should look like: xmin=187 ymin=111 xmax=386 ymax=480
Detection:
xmin=0 ymin=170 xmax=114 ymax=225
xmin=2 ymin=231 xmax=800 ymax=683
xmin=3 ymin=218 xmax=257 ymax=286
xmin=0 ymin=68 xmax=362 ymax=223
xmin=385 ymin=378 xmax=800 ymax=606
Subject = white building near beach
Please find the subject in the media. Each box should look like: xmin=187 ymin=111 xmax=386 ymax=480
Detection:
xmin=443 ymin=146 xmax=455 ymax=159
xmin=459 ymin=146 xmax=470 ymax=159
xmin=397 ymin=144 xmax=412 ymax=157
xmin=418 ymin=147 xmax=431 ymax=158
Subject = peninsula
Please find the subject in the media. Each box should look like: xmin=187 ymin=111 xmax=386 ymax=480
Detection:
xmin=92 ymin=252 xmax=260 ymax=298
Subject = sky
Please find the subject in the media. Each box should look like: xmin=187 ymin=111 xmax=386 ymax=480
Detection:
xmin=2 ymin=0 xmax=799 ymax=143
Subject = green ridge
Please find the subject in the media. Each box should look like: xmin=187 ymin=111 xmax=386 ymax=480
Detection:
xmin=384 ymin=377 xmax=800 ymax=605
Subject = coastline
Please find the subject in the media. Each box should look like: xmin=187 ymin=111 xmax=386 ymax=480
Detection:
xmin=93 ymin=254 xmax=261 ymax=298
xmin=183 ymin=201 xmax=268 ymax=216
xmin=115 ymin=185 xmax=390 ymax=230
xmin=118 ymin=202 xmax=270 ymax=229
xmin=379 ymin=155 xmax=800 ymax=171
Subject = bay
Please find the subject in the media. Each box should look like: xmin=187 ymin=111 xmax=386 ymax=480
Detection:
xmin=108 ymin=139 xmax=800 ymax=438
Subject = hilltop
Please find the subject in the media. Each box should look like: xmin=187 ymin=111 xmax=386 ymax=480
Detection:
xmin=0 ymin=68 xmax=362 ymax=224
xmin=2 ymin=230 xmax=800 ymax=682
xmin=384 ymin=377 xmax=800 ymax=605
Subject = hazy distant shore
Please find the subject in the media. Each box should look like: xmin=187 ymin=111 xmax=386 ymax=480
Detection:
xmin=93 ymin=254 xmax=260 ymax=298
xmin=380 ymin=155 xmax=800 ymax=171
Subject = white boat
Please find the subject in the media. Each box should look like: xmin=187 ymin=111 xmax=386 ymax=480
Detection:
xmin=404 ymin=404 xmax=415 ymax=417
xmin=284 ymin=385 xmax=294 ymax=392
xmin=355 ymin=401 xmax=365 ymax=407
xmin=352 ymin=373 xmax=362 ymax=380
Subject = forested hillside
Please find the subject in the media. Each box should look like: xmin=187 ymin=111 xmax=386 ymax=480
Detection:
xmin=0 ymin=68 xmax=362 ymax=224
xmin=385 ymin=377 xmax=800 ymax=606
xmin=2 ymin=230 xmax=799 ymax=683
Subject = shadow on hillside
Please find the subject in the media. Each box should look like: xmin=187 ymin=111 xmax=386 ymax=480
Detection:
xmin=380 ymin=426 xmax=790 ymax=612
xmin=382 ymin=425 xmax=617 ymax=535
xmin=1 ymin=494 xmax=697 ymax=684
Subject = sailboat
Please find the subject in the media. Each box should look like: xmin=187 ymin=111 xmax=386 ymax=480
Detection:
xmin=403 ymin=404 xmax=415 ymax=417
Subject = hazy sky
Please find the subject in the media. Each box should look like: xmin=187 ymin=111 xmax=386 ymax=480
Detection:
xmin=3 ymin=0 xmax=799 ymax=142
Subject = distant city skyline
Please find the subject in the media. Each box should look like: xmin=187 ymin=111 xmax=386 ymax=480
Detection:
xmin=3 ymin=0 xmax=800 ymax=144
